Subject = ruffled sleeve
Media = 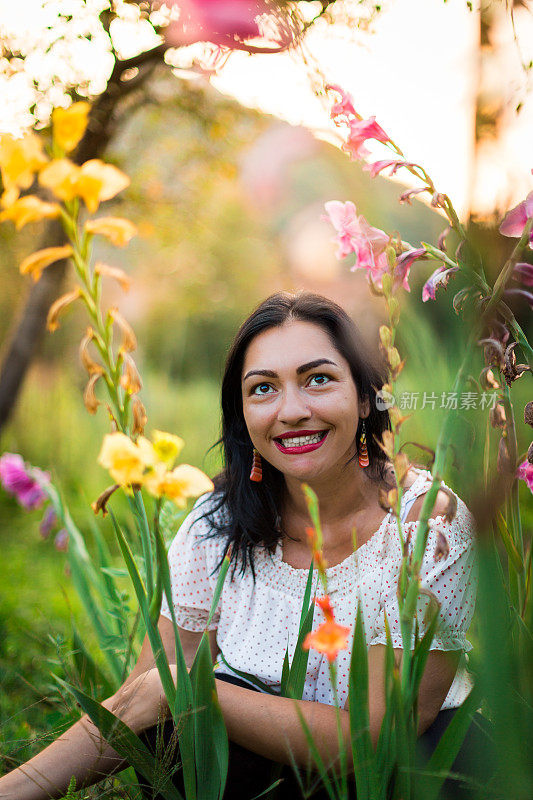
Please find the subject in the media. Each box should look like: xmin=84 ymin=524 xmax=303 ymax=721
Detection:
xmin=370 ymin=498 xmax=477 ymax=651
xmin=160 ymin=493 xmax=225 ymax=632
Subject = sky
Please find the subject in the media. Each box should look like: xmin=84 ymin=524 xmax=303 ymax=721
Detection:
xmin=0 ymin=0 xmax=531 ymax=217
xmin=209 ymin=0 xmax=533 ymax=218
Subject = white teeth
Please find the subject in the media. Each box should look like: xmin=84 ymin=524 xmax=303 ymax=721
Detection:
xmin=278 ymin=432 xmax=325 ymax=448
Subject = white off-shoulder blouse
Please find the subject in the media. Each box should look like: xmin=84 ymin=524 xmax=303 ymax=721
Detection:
xmin=160 ymin=468 xmax=477 ymax=709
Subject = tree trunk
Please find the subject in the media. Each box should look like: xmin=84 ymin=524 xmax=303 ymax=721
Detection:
xmin=0 ymin=46 xmax=166 ymax=433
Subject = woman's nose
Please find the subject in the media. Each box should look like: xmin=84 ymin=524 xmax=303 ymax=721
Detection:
xmin=277 ymin=386 xmax=312 ymax=424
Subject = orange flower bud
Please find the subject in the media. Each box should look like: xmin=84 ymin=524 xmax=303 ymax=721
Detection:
xmin=132 ymin=397 xmax=148 ymax=437
xmin=0 ymin=195 xmax=60 ymax=230
xmin=379 ymin=430 xmax=395 ymax=458
xmin=46 ymin=288 xmax=81 ymax=332
xmin=315 ymin=595 xmax=335 ymax=623
xmin=79 ymin=327 xmax=102 ymax=376
xmin=86 ymin=217 xmax=137 ymax=248
xmin=434 ymin=528 xmax=450 ymax=562
xmin=52 ymin=102 xmax=90 ymax=153
xmin=120 ymin=352 xmax=142 ymax=394
xmin=394 ymin=452 xmax=410 ymax=484
xmin=94 ymin=261 xmax=131 ymax=292
xmin=110 ymin=307 xmax=137 ymax=352
xmin=20 ymin=244 xmax=73 ymax=282
xmin=84 ymin=372 xmax=102 ymax=415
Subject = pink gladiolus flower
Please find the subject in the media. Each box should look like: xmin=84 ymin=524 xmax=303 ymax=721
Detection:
xmin=394 ymin=248 xmax=426 ymax=293
xmin=499 ymin=191 xmax=533 ymax=247
xmin=327 ymin=84 xmax=357 ymax=121
xmin=422 ymin=266 xmax=459 ymax=302
xmin=399 ymin=187 xmax=428 ymax=205
xmin=343 ymin=117 xmax=390 ymax=162
xmin=323 ymin=201 xmax=390 ymax=286
xmin=364 ymin=159 xmax=405 ymax=178
xmin=513 ymin=262 xmax=533 ymax=287
xmin=0 ymin=452 xmax=49 ymax=510
xmin=517 ymin=460 xmax=533 ymax=493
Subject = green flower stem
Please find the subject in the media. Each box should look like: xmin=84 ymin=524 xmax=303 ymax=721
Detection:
xmin=130 ymin=488 xmax=155 ymax=602
xmin=328 ymin=662 xmax=348 ymax=797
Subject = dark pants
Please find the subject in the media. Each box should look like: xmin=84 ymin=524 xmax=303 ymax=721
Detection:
xmin=135 ymin=674 xmax=492 ymax=800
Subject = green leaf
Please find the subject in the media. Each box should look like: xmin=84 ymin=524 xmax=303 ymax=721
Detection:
xmin=71 ymin=626 xmax=114 ymax=698
xmin=190 ymin=634 xmax=229 ymax=800
xmin=54 ymin=677 xmax=184 ymax=800
xmin=348 ymin=605 xmax=378 ymax=800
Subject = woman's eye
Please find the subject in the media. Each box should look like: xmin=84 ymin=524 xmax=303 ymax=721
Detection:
xmin=308 ymin=374 xmax=331 ymax=386
xmin=252 ymin=383 xmax=275 ymax=396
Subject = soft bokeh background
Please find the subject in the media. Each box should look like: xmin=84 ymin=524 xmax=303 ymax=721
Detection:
xmin=0 ymin=0 xmax=532 ymax=779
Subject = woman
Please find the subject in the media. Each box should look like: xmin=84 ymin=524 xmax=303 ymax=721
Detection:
xmin=0 ymin=292 xmax=480 ymax=800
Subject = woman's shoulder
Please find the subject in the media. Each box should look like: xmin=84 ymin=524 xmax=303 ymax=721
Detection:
xmin=399 ymin=467 xmax=475 ymax=544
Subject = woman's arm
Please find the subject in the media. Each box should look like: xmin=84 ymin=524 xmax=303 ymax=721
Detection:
xmin=214 ymin=645 xmax=458 ymax=772
xmin=117 ymin=643 xmax=458 ymax=777
xmin=0 ymin=616 xmax=216 ymax=800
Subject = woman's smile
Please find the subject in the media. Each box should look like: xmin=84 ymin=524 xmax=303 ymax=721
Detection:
xmin=273 ymin=429 xmax=329 ymax=454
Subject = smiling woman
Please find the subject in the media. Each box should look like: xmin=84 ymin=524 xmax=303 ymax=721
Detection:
xmin=0 ymin=292 xmax=483 ymax=800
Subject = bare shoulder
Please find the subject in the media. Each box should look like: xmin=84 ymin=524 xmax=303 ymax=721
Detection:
xmin=403 ymin=468 xmax=451 ymax=524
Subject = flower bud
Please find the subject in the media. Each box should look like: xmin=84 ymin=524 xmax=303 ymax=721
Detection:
xmin=91 ymin=483 xmax=120 ymax=517
xmin=79 ymin=327 xmax=103 ymax=376
xmin=386 ymin=347 xmax=401 ymax=371
xmin=39 ymin=506 xmax=57 ymax=539
xmin=380 ymin=430 xmax=395 ymax=457
xmin=120 ymin=352 xmax=142 ymax=394
xmin=525 ymin=401 xmax=533 ymax=427
xmin=94 ymin=261 xmax=132 ymax=292
xmin=47 ymin=288 xmax=81 ymax=332
xmin=379 ymin=325 xmax=392 ymax=349
xmin=132 ymin=397 xmax=148 ymax=436
xmin=489 ymin=404 xmax=506 ymax=429
xmin=394 ymin=453 xmax=410 ymax=484
xmin=54 ymin=529 xmax=69 ymax=551
xmin=528 ymin=441 xmax=533 ymax=465
xmin=381 ymin=272 xmax=393 ymax=296
xmin=387 ymin=296 xmax=400 ymax=326
xmin=497 ymin=436 xmax=512 ymax=475
xmin=439 ymin=487 xmax=458 ymax=522
xmin=110 ymin=307 xmax=137 ymax=352
xmin=434 ymin=528 xmax=450 ymax=562
xmin=84 ymin=372 xmax=102 ymax=415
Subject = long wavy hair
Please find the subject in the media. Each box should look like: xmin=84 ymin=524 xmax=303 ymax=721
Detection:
xmin=200 ymin=291 xmax=392 ymax=577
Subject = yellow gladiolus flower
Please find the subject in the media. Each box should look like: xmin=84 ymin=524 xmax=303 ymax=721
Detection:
xmin=39 ymin=158 xmax=80 ymax=202
xmin=97 ymin=432 xmax=148 ymax=486
xmin=151 ymin=430 xmax=184 ymax=467
xmin=0 ymin=132 xmax=47 ymax=189
xmin=158 ymin=464 xmax=214 ymax=508
xmin=85 ymin=216 xmax=137 ymax=247
xmin=0 ymin=195 xmax=61 ymax=230
xmin=76 ymin=160 xmax=130 ymax=214
xmin=20 ymin=244 xmax=73 ymax=282
xmin=52 ymin=102 xmax=90 ymax=153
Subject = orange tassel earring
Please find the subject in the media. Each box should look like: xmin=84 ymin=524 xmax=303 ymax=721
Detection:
xmin=358 ymin=420 xmax=370 ymax=468
xmin=250 ymin=448 xmax=263 ymax=482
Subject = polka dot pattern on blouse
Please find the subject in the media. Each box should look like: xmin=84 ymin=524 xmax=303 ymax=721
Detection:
xmin=160 ymin=468 xmax=477 ymax=709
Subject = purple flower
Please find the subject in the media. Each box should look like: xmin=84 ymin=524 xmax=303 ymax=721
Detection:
xmin=513 ymin=262 xmax=533 ymax=287
xmin=499 ymin=191 xmax=533 ymax=246
xmin=0 ymin=452 xmax=50 ymax=510
xmin=517 ymin=460 xmax=533 ymax=493
xmin=422 ymin=266 xmax=459 ymax=302
xmin=54 ymin=529 xmax=69 ymax=552
xmin=39 ymin=506 xmax=57 ymax=539
xmin=395 ymin=248 xmax=426 ymax=292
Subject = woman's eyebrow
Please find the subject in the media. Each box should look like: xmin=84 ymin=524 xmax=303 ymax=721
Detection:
xmin=243 ymin=358 xmax=338 ymax=382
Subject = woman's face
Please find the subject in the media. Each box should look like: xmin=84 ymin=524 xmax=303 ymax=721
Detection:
xmin=241 ymin=320 xmax=369 ymax=484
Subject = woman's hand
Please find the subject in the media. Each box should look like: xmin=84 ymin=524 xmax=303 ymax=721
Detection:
xmin=110 ymin=666 xmax=177 ymax=733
